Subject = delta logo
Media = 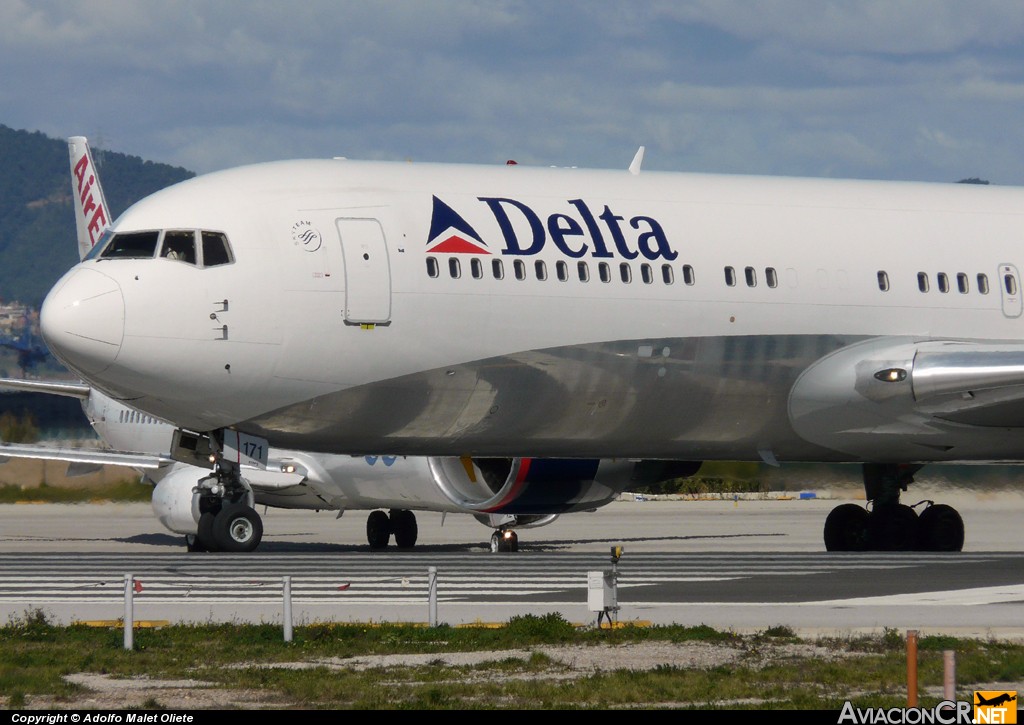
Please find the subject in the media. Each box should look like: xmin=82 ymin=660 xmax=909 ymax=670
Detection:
xmin=425 ymin=196 xmax=491 ymax=255
xmin=425 ymin=195 xmax=679 ymax=261
xmin=975 ymin=691 xmax=1017 ymax=723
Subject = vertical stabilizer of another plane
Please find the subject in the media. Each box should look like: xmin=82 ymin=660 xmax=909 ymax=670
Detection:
xmin=68 ymin=136 xmax=112 ymax=261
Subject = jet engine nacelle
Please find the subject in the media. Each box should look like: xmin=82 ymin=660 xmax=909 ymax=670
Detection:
xmin=151 ymin=467 xmax=203 ymax=535
xmin=473 ymin=513 xmax=560 ymax=530
xmin=150 ymin=463 xmax=251 ymax=535
xmin=426 ymin=457 xmax=701 ymax=515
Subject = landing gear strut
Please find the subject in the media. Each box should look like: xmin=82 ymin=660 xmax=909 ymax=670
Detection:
xmin=189 ymin=460 xmax=263 ymax=553
xmin=490 ymin=529 xmax=519 ymax=553
xmin=823 ymin=463 xmax=964 ymax=552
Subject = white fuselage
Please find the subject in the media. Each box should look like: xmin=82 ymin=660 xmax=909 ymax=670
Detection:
xmin=41 ymin=159 xmax=1024 ymax=464
xmin=80 ymin=390 xmax=631 ymax=520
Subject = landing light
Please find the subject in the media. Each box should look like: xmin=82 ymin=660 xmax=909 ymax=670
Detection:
xmin=874 ymin=368 xmax=907 ymax=383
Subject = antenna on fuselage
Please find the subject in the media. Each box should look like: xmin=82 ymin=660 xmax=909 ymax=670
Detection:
xmin=629 ymin=146 xmax=645 ymax=175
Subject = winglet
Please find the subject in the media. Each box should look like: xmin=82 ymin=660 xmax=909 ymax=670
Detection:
xmin=629 ymin=146 xmax=645 ymax=176
xmin=68 ymin=136 xmax=112 ymax=261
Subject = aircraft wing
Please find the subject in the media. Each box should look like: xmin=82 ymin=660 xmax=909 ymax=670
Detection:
xmin=0 ymin=378 xmax=91 ymax=399
xmin=0 ymin=442 xmax=169 ymax=470
xmin=909 ymin=343 xmax=1024 ymax=426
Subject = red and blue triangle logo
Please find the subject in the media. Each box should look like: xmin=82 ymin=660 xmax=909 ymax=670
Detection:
xmin=426 ymin=196 xmax=490 ymax=254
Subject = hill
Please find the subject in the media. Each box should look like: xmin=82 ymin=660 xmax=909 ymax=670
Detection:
xmin=0 ymin=124 xmax=194 ymax=306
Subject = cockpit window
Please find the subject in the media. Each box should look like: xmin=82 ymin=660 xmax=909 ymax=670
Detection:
xmin=201 ymin=231 xmax=233 ymax=267
xmin=84 ymin=228 xmax=115 ymax=261
xmin=160 ymin=231 xmax=197 ymax=264
xmin=99 ymin=231 xmax=160 ymax=259
xmin=89 ymin=228 xmax=232 ymax=268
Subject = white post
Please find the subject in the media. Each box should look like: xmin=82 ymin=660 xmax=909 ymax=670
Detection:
xmin=283 ymin=576 xmax=293 ymax=642
xmin=944 ymin=650 xmax=956 ymax=700
xmin=428 ymin=566 xmax=438 ymax=627
xmin=123 ymin=573 xmax=134 ymax=651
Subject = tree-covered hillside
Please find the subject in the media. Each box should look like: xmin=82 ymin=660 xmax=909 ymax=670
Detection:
xmin=0 ymin=125 xmax=194 ymax=306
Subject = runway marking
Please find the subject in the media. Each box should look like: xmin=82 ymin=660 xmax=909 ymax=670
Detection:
xmin=0 ymin=553 xmax=1020 ymax=611
xmin=806 ymin=584 xmax=1024 ymax=607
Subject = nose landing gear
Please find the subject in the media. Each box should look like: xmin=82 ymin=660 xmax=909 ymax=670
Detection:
xmin=490 ymin=528 xmax=519 ymax=553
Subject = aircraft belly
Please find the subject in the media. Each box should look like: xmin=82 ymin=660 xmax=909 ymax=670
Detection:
xmin=240 ymin=333 xmax=851 ymax=460
xmin=252 ymin=486 xmax=329 ymax=510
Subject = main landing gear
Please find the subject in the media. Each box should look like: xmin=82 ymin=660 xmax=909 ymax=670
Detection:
xmin=823 ymin=463 xmax=965 ymax=552
xmin=188 ymin=462 xmax=264 ymax=553
xmin=366 ymin=509 xmax=419 ymax=549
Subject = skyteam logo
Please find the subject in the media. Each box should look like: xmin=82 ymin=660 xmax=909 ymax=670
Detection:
xmin=426 ymin=194 xmax=678 ymax=261
xmin=425 ymin=196 xmax=491 ymax=255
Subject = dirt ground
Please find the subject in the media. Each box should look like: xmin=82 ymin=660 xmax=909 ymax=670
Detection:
xmin=14 ymin=638 xmax=1015 ymax=708
xmin=7 ymin=640 xmax=970 ymax=710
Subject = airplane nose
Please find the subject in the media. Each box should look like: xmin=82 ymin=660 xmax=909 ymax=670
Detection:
xmin=40 ymin=267 xmax=125 ymax=375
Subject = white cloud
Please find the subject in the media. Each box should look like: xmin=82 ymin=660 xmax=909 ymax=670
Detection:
xmin=655 ymin=0 xmax=1024 ymax=54
xmin=1 ymin=1 xmax=1023 ymax=182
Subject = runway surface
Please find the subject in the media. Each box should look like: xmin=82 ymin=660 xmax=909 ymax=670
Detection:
xmin=1 ymin=491 xmax=1023 ymax=639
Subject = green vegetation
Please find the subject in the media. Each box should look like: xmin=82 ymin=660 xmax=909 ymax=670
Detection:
xmin=0 ymin=410 xmax=39 ymax=442
xmin=0 ymin=124 xmax=193 ymax=307
xmin=0 ymin=609 xmax=1020 ymax=710
xmin=635 ymin=461 xmax=768 ymax=496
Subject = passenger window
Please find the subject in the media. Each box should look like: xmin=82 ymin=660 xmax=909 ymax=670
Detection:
xmin=535 ymin=260 xmax=547 ymax=281
xmin=492 ymin=259 xmax=504 ymax=280
xmin=514 ymin=259 xmax=526 ymax=280
xmin=619 ymin=263 xmax=632 ymax=283
xmin=682 ymin=265 xmax=695 ymax=285
xmin=917 ymin=272 xmax=929 ymax=293
xmin=100 ymin=231 xmax=160 ymax=259
xmin=201 ymin=232 xmax=233 ymax=267
xmin=598 ymin=262 xmax=611 ymax=283
xmin=471 ymin=258 xmax=483 ymax=279
xmin=724 ymin=266 xmax=736 ymax=287
xmin=448 ymin=258 xmax=461 ymax=278
xmin=978 ymin=273 xmax=990 ymax=294
xmin=556 ymin=260 xmax=568 ymax=282
xmin=426 ymin=257 xmax=439 ymax=278
xmin=937 ymin=272 xmax=949 ymax=293
xmin=661 ymin=264 xmax=674 ymax=284
xmin=161 ymin=231 xmax=197 ymax=264
xmin=1004 ymin=273 xmax=1017 ymax=296
xmin=957 ymin=272 xmax=968 ymax=294
xmin=744 ymin=266 xmax=756 ymax=287
xmin=577 ymin=261 xmax=590 ymax=282
xmin=766 ymin=267 xmax=778 ymax=288
xmin=640 ymin=263 xmax=653 ymax=284
xmin=877 ymin=271 xmax=889 ymax=291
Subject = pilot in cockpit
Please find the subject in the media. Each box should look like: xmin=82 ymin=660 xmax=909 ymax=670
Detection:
xmin=160 ymin=231 xmax=196 ymax=264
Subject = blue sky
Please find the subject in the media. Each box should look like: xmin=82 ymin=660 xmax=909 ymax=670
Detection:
xmin=3 ymin=1 xmax=1024 ymax=183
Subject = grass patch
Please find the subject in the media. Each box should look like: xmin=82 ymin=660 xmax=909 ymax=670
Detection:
xmin=3 ymin=609 xmax=1022 ymax=710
